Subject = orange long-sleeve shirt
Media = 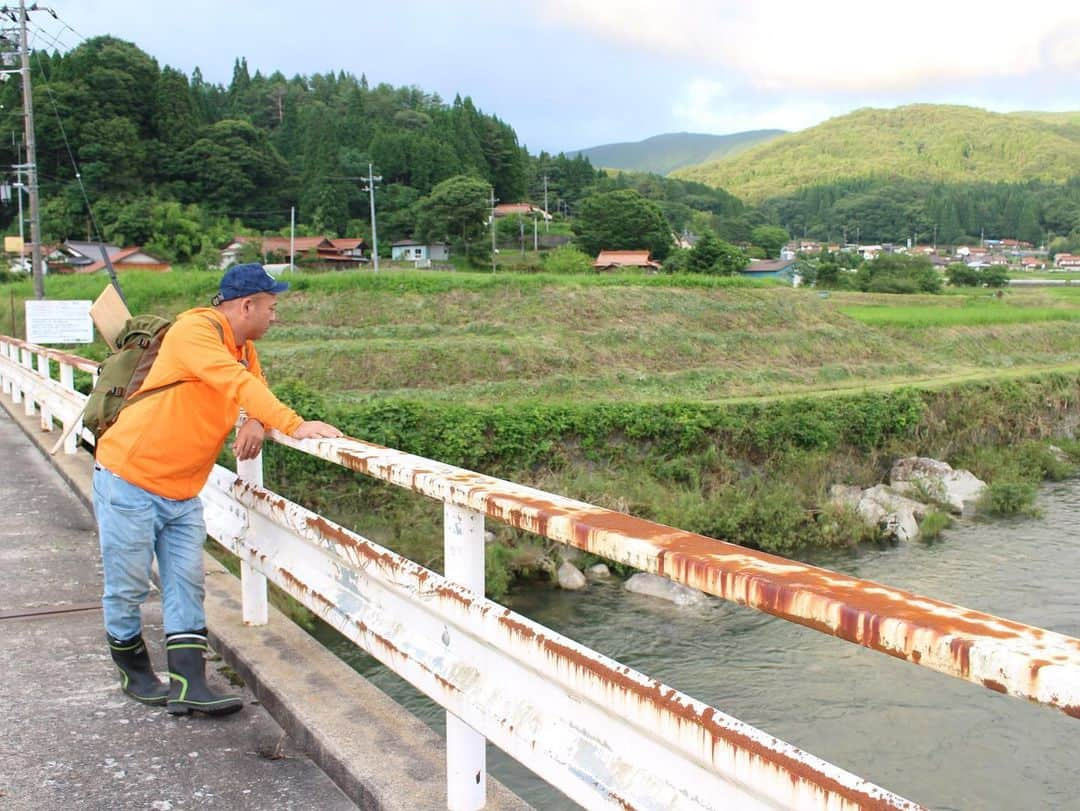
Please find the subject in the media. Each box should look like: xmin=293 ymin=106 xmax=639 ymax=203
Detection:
xmin=95 ymin=307 xmax=303 ymax=499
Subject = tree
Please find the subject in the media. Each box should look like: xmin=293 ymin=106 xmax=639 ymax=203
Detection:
xmin=750 ymin=224 xmax=789 ymax=259
xmin=946 ymin=263 xmax=981 ymax=287
xmin=687 ymin=230 xmax=746 ymax=274
xmin=573 ymin=189 xmax=673 ymax=259
xmin=542 ymin=245 xmax=592 ymax=274
xmin=982 ymin=266 xmax=1010 ymax=288
xmin=414 ymin=175 xmax=491 ymax=264
xmin=173 ymin=120 xmax=289 ymax=225
xmin=857 ymin=253 xmax=942 ymax=294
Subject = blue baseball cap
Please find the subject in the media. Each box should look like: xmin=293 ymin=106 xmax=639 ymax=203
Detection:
xmin=216 ymin=263 xmax=289 ymax=303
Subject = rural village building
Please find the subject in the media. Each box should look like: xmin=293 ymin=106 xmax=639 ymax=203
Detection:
xmin=739 ymin=258 xmax=799 ymax=284
xmin=51 ymin=241 xmax=171 ymax=273
xmin=390 ymin=240 xmax=450 ymax=262
xmin=219 ymin=236 xmax=367 ymax=268
xmin=493 ymin=202 xmax=552 ymax=221
xmin=592 ymin=250 xmax=661 ymax=272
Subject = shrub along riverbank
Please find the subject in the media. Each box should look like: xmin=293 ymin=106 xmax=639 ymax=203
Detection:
xmin=259 ymin=373 xmax=1080 ymax=598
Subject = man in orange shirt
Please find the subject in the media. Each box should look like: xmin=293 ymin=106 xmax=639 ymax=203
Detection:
xmin=94 ymin=263 xmax=342 ymax=716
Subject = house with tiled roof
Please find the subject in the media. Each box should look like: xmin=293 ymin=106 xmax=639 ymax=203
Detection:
xmin=80 ymin=246 xmax=171 ymax=273
xmin=493 ymin=202 xmax=552 ymax=221
xmin=219 ymin=236 xmax=367 ymax=268
xmin=330 ymin=238 xmax=367 ymax=258
xmin=59 ymin=240 xmax=170 ymax=273
xmin=592 ymin=250 xmax=661 ymax=272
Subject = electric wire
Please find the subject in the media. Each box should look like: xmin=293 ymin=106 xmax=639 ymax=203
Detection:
xmin=31 ymin=43 xmax=108 ymax=246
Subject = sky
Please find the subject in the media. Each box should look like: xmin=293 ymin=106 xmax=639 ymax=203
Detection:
xmin=37 ymin=0 xmax=1080 ymax=154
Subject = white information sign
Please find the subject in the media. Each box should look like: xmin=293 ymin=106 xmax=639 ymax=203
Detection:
xmin=25 ymin=299 xmax=94 ymax=344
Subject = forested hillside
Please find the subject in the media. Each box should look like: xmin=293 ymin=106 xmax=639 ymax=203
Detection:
xmin=0 ymin=36 xmax=600 ymax=262
xmin=3 ymin=38 xmax=1078 ymax=261
xmin=761 ymin=177 xmax=1080 ymax=248
xmin=674 ymin=105 xmax=1080 ymax=202
xmin=572 ymin=130 xmax=784 ymax=175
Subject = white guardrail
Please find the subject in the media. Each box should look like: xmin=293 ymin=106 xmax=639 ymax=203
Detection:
xmin=3 ymin=333 xmax=1079 ymax=810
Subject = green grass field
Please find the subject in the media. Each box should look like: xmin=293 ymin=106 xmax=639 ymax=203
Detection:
xmin=4 ymin=269 xmax=1080 ymax=406
xmin=838 ymin=301 xmax=1080 ymax=328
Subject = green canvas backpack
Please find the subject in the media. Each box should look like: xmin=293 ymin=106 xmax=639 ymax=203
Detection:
xmin=82 ymin=313 xmax=225 ymax=441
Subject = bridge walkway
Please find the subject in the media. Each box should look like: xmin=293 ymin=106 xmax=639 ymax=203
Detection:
xmin=0 ymin=404 xmax=359 ymax=810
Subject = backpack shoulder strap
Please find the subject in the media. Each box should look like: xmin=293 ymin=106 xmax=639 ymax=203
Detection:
xmin=123 ymin=313 xmax=231 ymax=408
xmin=200 ymin=313 xmax=249 ymax=367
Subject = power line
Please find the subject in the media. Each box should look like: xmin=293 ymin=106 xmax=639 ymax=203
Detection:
xmin=27 ymin=23 xmax=71 ymax=52
xmin=31 ymin=45 xmax=107 ymax=249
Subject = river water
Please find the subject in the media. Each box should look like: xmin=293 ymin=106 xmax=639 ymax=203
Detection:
xmin=316 ymin=479 xmax=1080 ymax=810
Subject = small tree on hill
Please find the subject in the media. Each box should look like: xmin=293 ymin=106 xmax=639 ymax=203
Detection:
xmin=982 ymin=266 xmax=1009 ymax=288
xmin=687 ymin=230 xmax=747 ymax=274
xmin=414 ymin=174 xmax=491 ymax=265
xmin=857 ymin=253 xmax=941 ymax=294
xmin=542 ymin=244 xmax=592 ymax=274
xmin=750 ymin=224 xmax=789 ymax=259
xmin=572 ymin=189 xmax=673 ymax=260
xmin=946 ymin=263 xmax=981 ymax=287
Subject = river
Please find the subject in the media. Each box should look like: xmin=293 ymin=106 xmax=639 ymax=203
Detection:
xmin=315 ymin=479 xmax=1080 ymax=809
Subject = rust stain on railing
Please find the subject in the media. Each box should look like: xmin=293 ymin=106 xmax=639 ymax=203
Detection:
xmin=227 ymin=473 xmax=921 ymax=810
xmin=266 ymin=434 xmax=1080 ymax=719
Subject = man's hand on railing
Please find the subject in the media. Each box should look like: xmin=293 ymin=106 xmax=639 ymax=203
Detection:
xmin=233 ymin=418 xmax=266 ymax=461
xmin=292 ymin=420 xmax=344 ymax=440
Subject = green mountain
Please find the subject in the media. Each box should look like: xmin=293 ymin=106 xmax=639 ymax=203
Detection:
xmin=673 ymin=105 xmax=1080 ymax=202
xmin=572 ymin=130 xmax=784 ymax=175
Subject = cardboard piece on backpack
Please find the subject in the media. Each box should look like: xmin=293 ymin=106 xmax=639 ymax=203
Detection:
xmin=89 ymin=283 xmax=132 ymax=351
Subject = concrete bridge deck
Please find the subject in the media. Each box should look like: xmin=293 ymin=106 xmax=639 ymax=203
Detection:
xmin=0 ymin=403 xmax=528 ymax=810
xmin=0 ymin=405 xmax=356 ymax=809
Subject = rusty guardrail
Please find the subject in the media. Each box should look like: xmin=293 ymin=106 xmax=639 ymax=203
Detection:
xmin=270 ymin=431 xmax=1080 ymax=720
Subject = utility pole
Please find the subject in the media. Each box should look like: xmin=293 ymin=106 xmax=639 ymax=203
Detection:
xmin=533 ymin=214 xmax=538 ymax=252
xmin=490 ymin=186 xmax=497 ymax=273
xmin=543 ymin=175 xmax=549 ymax=233
xmin=289 ymin=206 xmax=295 ymax=270
xmin=363 ymin=163 xmax=381 ymax=272
xmin=17 ymin=0 xmax=42 ymax=298
xmin=13 ymin=139 xmax=24 ymax=268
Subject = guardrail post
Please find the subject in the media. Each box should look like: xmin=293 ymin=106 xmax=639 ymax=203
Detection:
xmin=36 ymin=352 xmax=52 ymax=431
xmin=0 ymin=341 xmax=10 ymax=395
xmin=236 ymin=419 xmax=269 ymax=627
xmin=443 ymin=503 xmax=486 ymax=810
xmin=9 ymin=344 xmax=23 ymax=403
xmin=17 ymin=347 xmax=31 ymax=411
xmin=58 ymin=362 xmax=79 ymax=454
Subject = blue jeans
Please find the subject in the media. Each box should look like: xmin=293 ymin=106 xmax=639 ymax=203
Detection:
xmin=93 ymin=465 xmax=207 ymax=639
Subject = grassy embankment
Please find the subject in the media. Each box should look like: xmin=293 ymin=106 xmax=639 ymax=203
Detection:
xmin=4 ymin=270 xmax=1079 ymax=597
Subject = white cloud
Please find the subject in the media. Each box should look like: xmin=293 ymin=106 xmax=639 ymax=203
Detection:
xmin=672 ymin=80 xmax=839 ymax=133
xmin=540 ymin=0 xmax=1080 ymax=92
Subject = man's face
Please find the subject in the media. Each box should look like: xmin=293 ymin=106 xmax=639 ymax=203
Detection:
xmin=242 ymin=292 xmax=278 ymax=340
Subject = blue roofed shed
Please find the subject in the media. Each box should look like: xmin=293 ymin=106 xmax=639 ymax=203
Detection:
xmin=739 ymin=258 xmax=798 ymax=285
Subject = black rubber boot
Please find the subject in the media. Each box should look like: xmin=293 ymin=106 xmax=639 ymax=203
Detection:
xmin=108 ymin=633 xmax=169 ymax=706
xmin=165 ymin=631 xmax=243 ymax=717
